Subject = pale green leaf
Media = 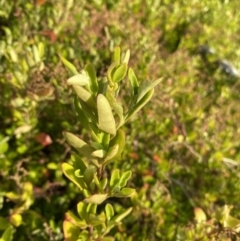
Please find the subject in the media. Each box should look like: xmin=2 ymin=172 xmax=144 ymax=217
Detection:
xmin=7 ymin=46 xmax=18 ymax=62
xmin=91 ymin=149 xmax=106 ymax=158
xmin=77 ymin=202 xmax=88 ymax=220
xmin=110 ymin=169 xmax=120 ymax=188
xmin=32 ymin=45 xmax=40 ymax=63
xmin=122 ymin=49 xmax=130 ymax=65
xmin=137 ymin=78 xmax=162 ymax=103
xmin=9 ymin=214 xmax=22 ymax=227
xmin=83 ymin=166 xmax=97 ymax=185
xmin=1 ymin=226 xmax=15 ymax=241
xmin=63 ymin=132 xmax=94 ymax=157
xmin=105 ymin=203 xmax=114 ymax=221
xmin=67 ymin=74 xmax=90 ymax=86
xmin=112 ymin=187 xmax=135 ymax=198
xmin=104 ymin=129 xmax=125 ymax=166
xmin=112 ymin=64 xmax=127 ymax=83
xmin=84 ymin=194 xmax=108 ymax=204
xmin=125 ymin=88 xmax=154 ymax=122
xmin=62 ymin=163 xmax=86 ymax=190
xmin=70 ymin=154 xmax=87 ymax=173
xmin=104 ymin=144 xmax=119 ymax=161
xmin=113 ymin=207 xmax=132 ymax=223
xmin=14 ymin=125 xmax=32 ymax=135
xmin=73 ymin=85 xmax=96 ymax=109
xmin=107 ymin=62 xmax=117 ymax=84
xmin=100 ymin=178 xmax=108 ymax=190
xmin=78 ymin=99 xmax=98 ymax=124
xmin=106 ymin=91 xmax=124 ymax=128
xmin=59 ymin=55 xmax=78 ymax=75
xmin=97 ymin=94 xmax=116 ymax=135
xmin=84 ymin=63 xmax=98 ymax=95
xmin=86 ymin=203 xmax=97 ymax=214
xmin=38 ymin=42 xmax=45 ymax=58
xmin=65 ymin=211 xmax=87 ymax=228
xmin=74 ymin=97 xmax=89 ymax=130
xmin=88 ymin=213 xmax=106 ymax=226
xmin=128 ymin=68 xmax=139 ymax=96
xmin=112 ymin=46 xmax=121 ymax=66
xmin=119 ymin=171 xmax=132 ymax=188
xmin=63 ymin=221 xmax=82 ymax=241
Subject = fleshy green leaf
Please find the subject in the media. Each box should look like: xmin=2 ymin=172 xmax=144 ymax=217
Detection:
xmin=103 ymin=145 xmax=119 ymax=164
xmin=78 ymin=230 xmax=89 ymax=241
xmin=1 ymin=226 xmax=15 ymax=241
xmin=107 ymin=62 xmax=117 ymax=84
xmin=194 ymin=207 xmax=207 ymax=223
xmin=78 ymin=99 xmax=98 ymax=124
xmin=101 ymin=133 xmax=110 ymax=150
xmin=113 ymin=207 xmax=132 ymax=223
xmin=62 ymin=163 xmax=86 ymax=190
xmin=112 ymin=64 xmax=127 ymax=83
xmin=100 ymin=178 xmax=108 ymax=190
xmin=63 ymin=221 xmax=81 ymax=241
xmin=84 ymin=194 xmax=108 ymax=204
xmin=86 ymin=203 xmax=97 ymax=215
xmin=65 ymin=211 xmax=87 ymax=228
xmin=38 ymin=42 xmax=45 ymax=58
xmin=4 ymin=192 xmax=19 ymax=201
xmin=106 ymin=91 xmax=124 ymax=128
xmin=104 ymin=129 xmax=125 ymax=165
xmin=88 ymin=213 xmax=106 ymax=226
xmin=32 ymin=45 xmax=41 ymax=63
xmin=110 ymin=169 xmax=120 ymax=188
xmin=91 ymin=149 xmax=106 ymax=158
xmin=84 ymin=63 xmax=98 ymax=95
xmin=2 ymin=27 xmax=12 ymax=45
xmin=125 ymin=88 xmax=154 ymax=122
xmin=83 ymin=166 xmax=97 ymax=185
xmin=91 ymin=142 xmax=104 ymax=150
xmin=136 ymin=78 xmax=162 ymax=103
xmin=32 ymin=45 xmax=40 ymax=63
xmin=9 ymin=214 xmax=22 ymax=227
xmin=6 ymin=46 xmax=18 ymax=62
xmin=105 ymin=203 xmax=114 ymax=221
xmin=224 ymin=215 xmax=240 ymax=228
xmin=98 ymin=77 xmax=108 ymax=96
xmin=63 ymin=132 xmax=94 ymax=158
xmin=97 ymin=94 xmax=116 ymax=135
xmin=128 ymin=68 xmax=139 ymax=96
xmin=73 ymin=85 xmax=96 ymax=109
xmin=93 ymin=174 xmax=104 ymax=193
xmin=119 ymin=171 xmax=132 ymax=188
xmin=112 ymin=187 xmax=135 ymax=198
xmin=71 ymin=154 xmax=87 ymax=173
xmin=112 ymin=46 xmax=121 ymax=66
xmin=122 ymin=49 xmax=130 ymax=65
xmin=74 ymin=97 xmax=89 ymax=130
xmin=74 ymin=169 xmax=83 ymax=178
xmin=67 ymin=74 xmax=90 ymax=86
xmin=77 ymin=202 xmax=88 ymax=220
xmin=59 ymin=55 xmax=78 ymax=75
xmin=83 ymin=189 xmax=91 ymax=198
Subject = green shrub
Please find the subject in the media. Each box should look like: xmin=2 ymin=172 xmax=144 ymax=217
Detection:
xmin=1 ymin=0 xmax=240 ymax=240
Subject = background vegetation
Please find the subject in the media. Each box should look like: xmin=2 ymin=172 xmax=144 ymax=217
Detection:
xmin=1 ymin=0 xmax=240 ymax=240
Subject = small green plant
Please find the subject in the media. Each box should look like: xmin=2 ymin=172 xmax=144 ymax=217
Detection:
xmin=60 ymin=47 xmax=161 ymax=241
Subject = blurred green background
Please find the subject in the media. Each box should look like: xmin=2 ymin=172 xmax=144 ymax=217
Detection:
xmin=1 ymin=0 xmax=240 ymax=240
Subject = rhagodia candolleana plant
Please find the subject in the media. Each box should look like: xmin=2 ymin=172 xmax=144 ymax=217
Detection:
xmin=60 ymin=47 xmax=161 ymax=241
